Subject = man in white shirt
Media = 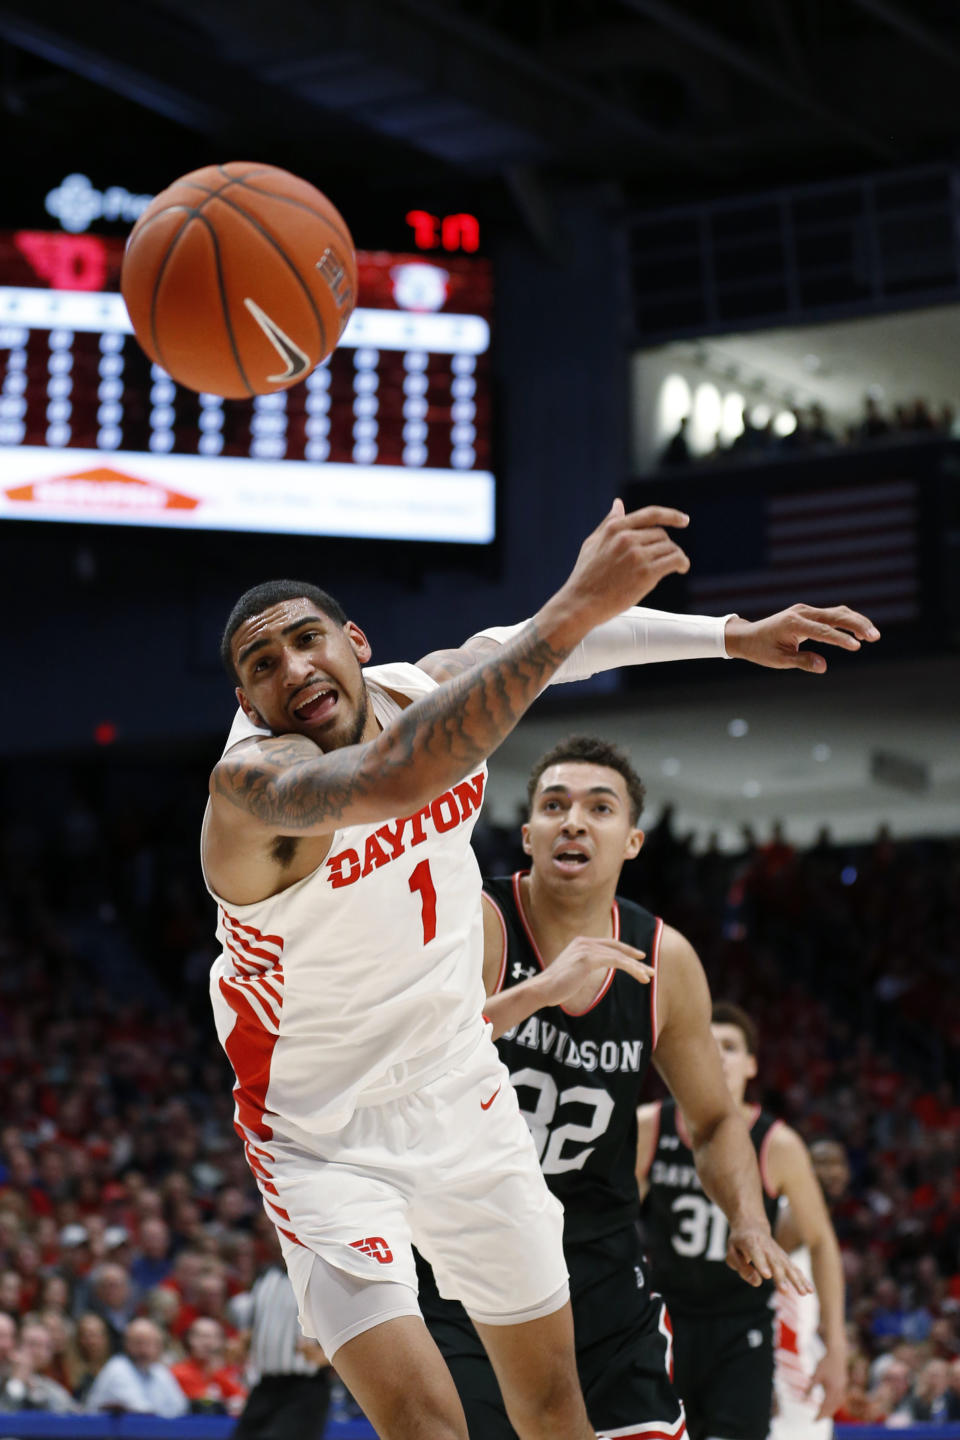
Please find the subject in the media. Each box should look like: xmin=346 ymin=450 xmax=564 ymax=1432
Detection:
xmin=85 ymin=1317 xmax=188 ymax=1419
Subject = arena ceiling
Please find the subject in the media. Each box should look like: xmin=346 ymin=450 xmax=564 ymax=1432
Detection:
xmin=4 ymin=0 xmax=960 ymax=213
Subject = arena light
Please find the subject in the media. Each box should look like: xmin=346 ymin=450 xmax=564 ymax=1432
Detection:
xmin=773 ymin=410 xmax=797 ymax=437
xmin=719 ymin=391 xmax=745 ymax=444
xmin=657 ymin=373 xmax=691 ymax=445
xmin=691 ymin=381 xmax=721 ymax=454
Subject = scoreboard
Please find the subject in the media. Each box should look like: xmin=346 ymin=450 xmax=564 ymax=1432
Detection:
xmin=0 ymin=230 xmax=494 ymax=543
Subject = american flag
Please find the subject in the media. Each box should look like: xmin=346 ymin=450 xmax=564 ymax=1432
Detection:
xmin=687 ymin=480 xmax=919 ymax=624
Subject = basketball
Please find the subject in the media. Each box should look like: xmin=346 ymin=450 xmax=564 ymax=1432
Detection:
xmin=121 ymin=162 xmax=357 ymax=399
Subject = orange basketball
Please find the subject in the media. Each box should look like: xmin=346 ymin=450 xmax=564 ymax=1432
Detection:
xmin=121 ymin=162 xmax=357 ymax=399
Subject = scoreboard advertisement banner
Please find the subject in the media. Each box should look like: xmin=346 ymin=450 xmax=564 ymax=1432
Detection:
xmin=0 ymin=229 xmax=494 ymax=543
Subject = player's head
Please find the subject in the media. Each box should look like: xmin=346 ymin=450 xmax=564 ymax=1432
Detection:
xmin=810 ymin=1139 xmax=851 ymax=1200
xmin=221 ymin=580 xmax=373 ymax=750
xmin=522 ymin=735 xmax=645 ymax=894
xmin=710 ymin=1001 xmax=758 ymax=1103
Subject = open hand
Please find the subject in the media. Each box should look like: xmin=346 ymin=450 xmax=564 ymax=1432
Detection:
xmin=725 ymin=605 xmax=880 ymax=673
xmin=539 ymin=935 xmax=652 ymax=1008
xmin=808 ymin=1346 xmax=848 ymax=1421
xmin=563 ymin=499 xmax=691 ymax=628
xmin=726 ymin=1223 xmax=814 ymax=1296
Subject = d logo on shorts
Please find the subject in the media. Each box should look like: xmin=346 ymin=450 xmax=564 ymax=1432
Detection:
xmin=350 ymin=1236 xmax=394 ymax=1264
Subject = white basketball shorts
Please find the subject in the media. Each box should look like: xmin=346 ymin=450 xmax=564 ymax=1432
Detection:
xmin=251 ymin=1028 xmax=568 ymax=1351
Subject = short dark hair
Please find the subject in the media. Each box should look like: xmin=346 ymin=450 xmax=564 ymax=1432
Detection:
xmin=711 ymin=1001 xmax=758 ymax=1055
xmin=220 ymin=580 xmax=349 ymax=685
xmin=525 ymin=735 xmax=646 ymax=824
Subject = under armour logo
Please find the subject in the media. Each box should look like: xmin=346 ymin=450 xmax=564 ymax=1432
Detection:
xmin=349 ymin=1236 xmax=394 ymax=1264
xmin=659 ymin=1135 xmax=680 ymax=1149
xmin=512 ymin=963 xmax=536 ymax=981
xmin=747 ymin=1329 xmax=763 ymax=1348
xmin=634 ymin=1265 xmax=645 ymax=1290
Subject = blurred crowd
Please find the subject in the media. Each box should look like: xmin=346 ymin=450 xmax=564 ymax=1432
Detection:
xmin=658 ymin=394 xmax=957 ymax=468
xmin=0 ymin=756 xmax=957 ymax=1425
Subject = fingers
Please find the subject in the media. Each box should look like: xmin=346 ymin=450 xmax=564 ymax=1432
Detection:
xmin=783 ymin=649 xmax=827 ymax=675
xmin=617 ymin=505 xmax=690 ymax=531
xmin=610 ymin=497 xmax=626 ymax=518
xmin=792 ymin=604 xmax=881 ymax=641
xmin=612 ymin=957 xmax=654 ymax=985
xmin=725 ymin=1242 xmax=763 ymax=1286
xmin=793 ymin=618 xmax=862 ymax=650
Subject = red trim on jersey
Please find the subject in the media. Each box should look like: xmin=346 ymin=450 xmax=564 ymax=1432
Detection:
xmin=276 ymin=1225 xmax=306 ymax=1249
xmin=218 ymin=978 xmax=280 ymax=1142
xmin=605 ymin=1419 xmax=686 ymax=1439
xmin=649 ymin=915 xmax=664 ymax=1050
xmin=638 ymin=1100 xmax=662 ymax=1180
xmin=758 ymin=1116 xmax=784 ymax=1199
xmin=221 ymin=910 xmax=284 ymax=952
xmin=482 ymin=891 xmax=509 ymax=995
xmin=511 ymin=870 xmax=618 ymax=1015
xmin=661 ymin=1303 xmax=675 ymax=1381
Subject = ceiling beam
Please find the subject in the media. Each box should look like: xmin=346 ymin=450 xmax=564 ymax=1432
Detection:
xmin=845 ymin=0 xmax=960 ymax=74
xmin=0 ymin=0 xmax=225 ymax=130
xmin=387 ymin=0 xmax=713 ymax=170
xmin=616 ymin=0 xmax=899 ymax=160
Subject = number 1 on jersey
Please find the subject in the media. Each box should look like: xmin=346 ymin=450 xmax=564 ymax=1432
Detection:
xmin=408 ymin=860 xmax=437 ymax=945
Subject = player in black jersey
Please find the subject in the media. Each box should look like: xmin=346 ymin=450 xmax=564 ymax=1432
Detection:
xmin=638 ymin=1004 xmax=846 ymax=1440
xmin=418 ymin=737 xmax=809 ymax=1440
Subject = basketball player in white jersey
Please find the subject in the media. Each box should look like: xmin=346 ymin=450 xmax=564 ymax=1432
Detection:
xmin=772 ymin=1140 xmax=851 ymax=1440
xmin=202 ymin=497 xmax=877 ymax=1440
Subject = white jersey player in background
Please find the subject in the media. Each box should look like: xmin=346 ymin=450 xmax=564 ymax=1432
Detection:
xmin=773 ymin=1141 xmax=852 ymax=1440
xmin=202 ymin=495 xmax=877 ymax=1440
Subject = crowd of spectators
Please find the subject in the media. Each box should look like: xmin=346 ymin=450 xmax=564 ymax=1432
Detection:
xmin=0 ymin=754 xmax=957 ymax=1426
xmin=658 ymin=394 xmax=957 ymax=469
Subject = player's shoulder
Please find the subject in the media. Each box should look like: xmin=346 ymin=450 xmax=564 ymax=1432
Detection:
xmin=482 ymin=873 xmax=517 ymax=910
xmin=363 ymin=659 xmax=440 ymax=704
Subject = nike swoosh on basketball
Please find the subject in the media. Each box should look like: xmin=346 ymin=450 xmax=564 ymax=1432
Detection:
xmin=243 ymin=297 xmax=310 ymax=383
xmin=480 ymin=1084 xmax=501 ymax=1110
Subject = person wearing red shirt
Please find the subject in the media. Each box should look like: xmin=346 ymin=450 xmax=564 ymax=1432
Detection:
xmin=171 ymin=1317 xmax=246 ymax=1416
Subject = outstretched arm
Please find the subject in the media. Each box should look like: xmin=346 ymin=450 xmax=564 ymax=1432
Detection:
xmin=212 ymin=501 xmax=691 ymax=837
xmin=767 ymin=1131 xmax=847 ymax=1419
xmin=651 ymin=926 xmax=811 ymax=1296
xmin=418 ymin=604 xmax=880 ymax=684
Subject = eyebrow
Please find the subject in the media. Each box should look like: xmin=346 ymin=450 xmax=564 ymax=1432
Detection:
xmin=539 ymin=784 xmax=621 ymax=801
xmin=236 ymin=614 xmax=327 ymax=668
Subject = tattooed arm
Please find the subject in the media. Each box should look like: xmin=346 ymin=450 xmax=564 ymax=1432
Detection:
xmin=210 ymin=501 xmax=691 ymax=837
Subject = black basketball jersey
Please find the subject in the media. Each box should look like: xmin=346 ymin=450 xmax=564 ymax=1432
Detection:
xmin=642 ymin=1098 xmax=782 ymax=1315
xmin=484 ymin=872 xmax=661 ymax=1244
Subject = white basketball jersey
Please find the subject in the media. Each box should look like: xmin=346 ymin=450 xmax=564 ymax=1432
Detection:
xmin=205 ymin=662 xmax=488 ymax=1140
xmin=773 ymin=1244 xmax=832 ymax=1440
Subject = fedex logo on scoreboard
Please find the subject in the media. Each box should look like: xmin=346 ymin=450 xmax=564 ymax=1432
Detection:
xmin=45 ymin=173 xmax=152 ymax=233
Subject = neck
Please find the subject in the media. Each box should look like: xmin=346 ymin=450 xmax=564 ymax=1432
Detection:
xmin=521 ymin=868 xmax=616 ymax=962
xmin=738 ymin=1097 xmax=754 ymax=1120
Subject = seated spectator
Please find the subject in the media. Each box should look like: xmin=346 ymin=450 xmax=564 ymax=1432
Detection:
xmin=0 ymin=1318 xmax=77 ymax=1413
xmin=130 ymin=1218 xmax=172 ymax=1292
xmin=870 ymin=1278 xmax=907 ymax=1343
xmin=807 ymin=402 xmax=834 ymax=445
xmin=171 ymin=1317 xmax=246 ymax=1415
xmin=0 ymin=1271 xmax=21 ymax=1319
xmin=171 ymin=1265 xmax=237 ymax=1343
xmin=866 ymin=1355 xmax=911 ymax=1423
xmin=903 ymin=1357 xmax=959 ymax=1422
xmin=860 ymin=394 xmax=890 ymax=440
xmin=0 ymin=1311 xmax=15 ymax=1385
xmin=89 ymin=1262 xmax=139 ymax=1350
xmin=64 ymin=1312 xmax=111 ymax=1401
xmin=659 ymin=415 xmax=691 ymax=467
xmin=85 ymin=1316 xmax=188 ymax=1418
